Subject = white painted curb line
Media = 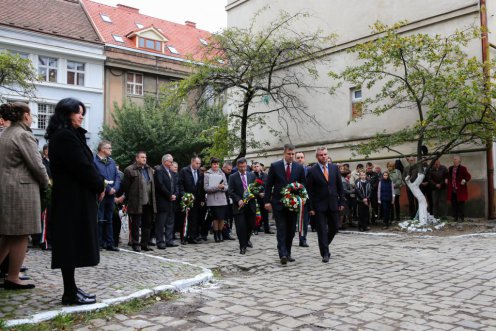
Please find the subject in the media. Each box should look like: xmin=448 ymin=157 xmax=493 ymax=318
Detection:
xmin=5 ymin=249 xmax=213 ymax=328
xmin=341 ymin=230 xmax=496 ymax=239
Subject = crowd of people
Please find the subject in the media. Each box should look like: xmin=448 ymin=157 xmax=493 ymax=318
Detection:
xmin=0 ymin=99 xmax=473 ymax=305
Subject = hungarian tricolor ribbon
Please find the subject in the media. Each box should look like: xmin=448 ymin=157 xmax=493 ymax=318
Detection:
xmin=296 ymin=197 xmax=305 ymax=236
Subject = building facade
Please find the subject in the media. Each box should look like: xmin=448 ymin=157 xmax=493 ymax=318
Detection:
xmin=226 ymin=0 xmax=496 ymax=217
xmin=81 ymin=0 xmax=212 ymax=125
xmin=0 ymin=0 xmax=105 ymax=149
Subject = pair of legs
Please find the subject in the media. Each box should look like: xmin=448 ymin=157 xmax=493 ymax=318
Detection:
xmin=98 ymin=196 xmax=115 ymax=248
xmin=390 ymin=195 xmax=401 ymax=222
xmin=451 ymin=192 xmax=465 ymax=222
xmin=381 ymin=201 xmax=392 ymax=227
xmin=314 ymin=209 xmax=339 ymax=258
xmin=129 ymin=204 xmax=154 ymax=250
xmin=273 ymin=208 xmax=297 ymax=259
xmin=0 ymin=235 xmax=30 ymax=285
xmin=212 ymin=219 xmax=224 ymax=242
xmin=358 ymin=203 xmax=370 ymax=231
xmin=155 ymin=210 xmax=175 ymax=247
xmin=235 ymin=209 xmax=255 ymax=250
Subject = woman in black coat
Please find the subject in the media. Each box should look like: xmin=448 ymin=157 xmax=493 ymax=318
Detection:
xmin=45 ymin=98 xmax=104 ymax=305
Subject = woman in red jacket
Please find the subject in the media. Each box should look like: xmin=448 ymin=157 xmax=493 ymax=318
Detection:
xmin=446 ymin=155 xmax=471 ymax=222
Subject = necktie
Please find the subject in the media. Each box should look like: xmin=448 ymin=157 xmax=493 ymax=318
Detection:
xmin=285 ymin=163 xmax=291 ymax=181
xmin=241 ymin=174 xmax=247 ymax=190
xmin=193 ymin=170 xmax=197 ymax=185
xmin=323 ymin=165 xmax=329 ymax=182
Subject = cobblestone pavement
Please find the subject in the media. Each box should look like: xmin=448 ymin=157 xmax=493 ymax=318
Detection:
xmin=69 ymin=229 xmax=496 ymax=331
xmin=0 ymin=248 xmax=204 ymax=322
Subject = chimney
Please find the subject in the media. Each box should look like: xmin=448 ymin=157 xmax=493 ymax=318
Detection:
xmin=117 ymin=4 xmax=139 ymax=13
xmin=185 ymin=21 xmax=196 ymax=28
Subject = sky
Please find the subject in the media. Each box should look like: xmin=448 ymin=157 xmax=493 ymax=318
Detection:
xmin=90 ymin=0 xmax=228 ymax=33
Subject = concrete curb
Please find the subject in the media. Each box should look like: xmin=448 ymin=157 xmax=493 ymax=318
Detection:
xmin=341 ymin=230 xmax=496 ymax=238
xmin=5 ymin=249 xmax=213 ymax=328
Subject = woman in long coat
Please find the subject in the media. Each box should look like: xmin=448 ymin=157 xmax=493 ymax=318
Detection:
xmin=0 ymin=102 xmax=49 ymax=289
xmin=45 ymin=98 xmax=104 ymax=305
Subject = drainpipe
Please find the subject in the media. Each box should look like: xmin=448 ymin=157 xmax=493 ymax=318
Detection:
xmin=480 ymin=0 xmax=495 ymax=219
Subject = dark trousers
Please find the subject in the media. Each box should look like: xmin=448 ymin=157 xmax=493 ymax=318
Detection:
xmin=432 ymin=189 xmax=447 ymax=219
xmin=451 ymin=193 xmax=465 ymax=221
xmin=351 ymin=196 xmax=358 ymax=221
xmin=129 ymin=204 xmax=154 ymax=248
xmin=200 ymin=208 xmax=212 ymax=238
xmin=370 ymin=192 xmax=379 ymax=221
xmin=156 ymin=209 xmax=175 ymax=246
xmin=223 ymin=202 xmax=234 ymax=237
xmin=235 ymin=209 xmax=256 ymax=249
xmin=273 ymin=208 xmax=297 ymax=258
xmin=183 ymin=206 xmax=199 ymax=240
xmin=299 ymin=207 xmax=310 ymax=243
xmin=112 ymin=208 xmax=121 ymax=246
xmin=255 ymin=198 xmax=270 ymax=232
xmin=314 ymin=209 xmax=339 ymax=258
xmin=407 ymin=187 xmax=418 ymax=219
xmin=98 ymin=196 xmax=115 ymax=248
xmin=358 ymin=203 xmax=370 ymax=230
xmin=391 ymin=195 xmax=401 ymax=222
xmin=381 ymin=201 xmax=392 ymax=226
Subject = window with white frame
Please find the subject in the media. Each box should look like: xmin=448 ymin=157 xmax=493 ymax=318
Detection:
xmin=126 ymin=73 xmax=143 ymax=95
xmin=351 ymin=87 xmax=363 ymax=118
xmin=167 ymin=46 xmax=179 ymax=54
xmin=67 ymin=61 xmax=85 ymax=86
xmin=112 ymin=35 xmax=124 ymax=43
xmin=37 ymin=103 xmax=55 ymax=129
xmin=136 ymin=23 xmax=144 ymax=29
xmin=38 ymin=56 xmax=58 ymax=82
xmin=100 ymin=14 xmax=112 ymax=23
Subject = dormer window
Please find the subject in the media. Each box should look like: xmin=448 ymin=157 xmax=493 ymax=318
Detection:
xmin=138 ymin=37 xmax=162 ymax=52
xmin=167 ymin=46 xmax=179 ymax=54
xmin=100 ymin=14 xmax=112 ymax=23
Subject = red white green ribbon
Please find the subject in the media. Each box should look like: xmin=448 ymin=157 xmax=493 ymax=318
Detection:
xmin=296 ymin=197 xmax=305 ymax=236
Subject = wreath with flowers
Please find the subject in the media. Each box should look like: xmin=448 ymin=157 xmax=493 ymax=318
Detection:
xmin=281 ymin=182 xmax=308 ymax=212
xmin=281 ymin=182 xmax=308 ymax=235
xmin=180 ymin=193 xmax=195 ymax=212
xmin=241 ymin=178 xmax=265 ymax=205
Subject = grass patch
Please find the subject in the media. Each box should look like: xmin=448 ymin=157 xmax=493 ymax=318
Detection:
xmin=211 ymin=268 xmax=222 ymax=279
xmin=4 ymin=291 xmax=179 ymax=331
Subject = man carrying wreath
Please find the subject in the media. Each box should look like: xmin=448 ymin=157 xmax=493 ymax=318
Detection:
xmin=306 ymin=147 xmax=344 ymax=263
xmin=264 ymin=144 xmax=306 ymax=265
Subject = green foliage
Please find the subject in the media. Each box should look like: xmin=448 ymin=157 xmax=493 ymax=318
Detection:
xmin=162 ymin=9 xmax=334 ymax=160
xmin=100 ymin=97 xmax=226 ymax=168
xmin=0 ymin=51 xmax=38 ymax=101
xmin=330 ymin=22 xmax=496 ymax=162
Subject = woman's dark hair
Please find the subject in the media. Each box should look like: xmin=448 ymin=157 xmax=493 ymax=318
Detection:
xmin=210 ymin=157 xmax=221 ymax=165
xmin=0 ymin=102 xmax=30 ymax=123
xmin=45 ymin=98 xmax=86 ymax=139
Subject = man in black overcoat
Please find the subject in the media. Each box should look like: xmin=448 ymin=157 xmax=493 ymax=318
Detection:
xmin=306 ymin=147 xmax=344 ymax=263
xmin=264 ymin=144 xmax=306 ymax=265
xmin=178 ymin=156 xmax=205 ymax=244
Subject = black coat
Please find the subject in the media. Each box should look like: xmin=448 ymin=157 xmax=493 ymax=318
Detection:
xmin=48 ymin=127 xmax=104 ymax=269
xmin=264 ymin=160 xmax=306 ymax=211
xmin=154 ymin=165 xmax=177 ymax=213
xmin=306 ymin=163 xmax=344 ymax=212
xmin=228 ymin=172 xmax=257 ymax=215
xmin=178 ymin=166 xmax=205 ymax=206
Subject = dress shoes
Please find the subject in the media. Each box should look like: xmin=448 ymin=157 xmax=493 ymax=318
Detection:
xmin=141 ymin=246 xmax=154 ymax=251
xmin=322 ymin=255 xmax=330 ymax=263
xmin=132 ymin=246 xmax=141 ymax=252
xmin=240 ymin=247 xmax=246 ymax=255
xmin=224 ymin=235 xmax=236 ymax=240
xmin=62 ymin=292 xmax=96 ymax=305
xmin=247 ymin=240 xmax=253 ymax=248
xmin=188 ymin=239 xmax=200 ymax=244
xmin=157 ymin=244 xmax=166 ymax=250
xmin=3 ymin=280 xmax=35 ymax=290
xmin=280 ymin=256 xmax=288 ymax=265
xmin=166 ymin=242 xmax=179 ymax=247
xmin=77 ymin=287 xmax=96 ymax=300
xmin=264 ymin=230 xmax=275 ymax=234
xmin=299 ymin=242 xmax=309 ymax=247
xmin=106 ymin=246 xmax=119 ymax=252
xmin=181 ymin=240 xmax=188 ymax=245
xmin=20 ymin=266 xmax=28 ymax=272
xmin=288 ymin=256 xmax=295 ymax=262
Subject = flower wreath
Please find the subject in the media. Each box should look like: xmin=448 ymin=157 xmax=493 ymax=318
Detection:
xmin=180 ymin=193 xmax=195 ymax=212
xmin=281 ymin=182 xmax=308 ymax=235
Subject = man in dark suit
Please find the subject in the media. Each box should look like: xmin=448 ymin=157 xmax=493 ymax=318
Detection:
xmin=253 ymin=161 xmax=272 ymax=234
xmin=154 ymin=154 xmax=179 ymax=249
xmin=306 ymin=147 xmax=344 ymax=263
xmin=264 ymin=144 xmax=306 ymax=265
xmin=178 ymin=156 xmax=204 ymax=244
xmin=229 ymin=158 xmax=258 ymax=255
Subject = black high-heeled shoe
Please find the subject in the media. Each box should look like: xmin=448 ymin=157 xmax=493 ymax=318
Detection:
xmin=77 ymin=287 xmax=96 ymax=300
xmin=3 ymin=280 xmax=35 ymax=290
xmin=62 ymin=292 xmax=96 ymax=305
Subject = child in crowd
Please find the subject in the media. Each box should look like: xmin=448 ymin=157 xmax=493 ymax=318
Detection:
xmin=355 ymin=171 xmax=371 ymax=232
xmin=378 ymin=171 xmax=395 ymax=229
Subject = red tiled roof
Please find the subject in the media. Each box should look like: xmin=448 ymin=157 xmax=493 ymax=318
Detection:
xmin=82 ymin=0 xmax=212 ymax=61
xmin=0 ymin=0 xmax=101 ymax=43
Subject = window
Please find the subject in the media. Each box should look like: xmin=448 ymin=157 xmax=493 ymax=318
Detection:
xmin=167 ymin=46 xmax=179 ymax=54
xmin=38 ymin=56 xmax=58 ymax=82
xmin=138 ymin=37 xmax=162 ymax=52
xmin=9 ymin=50 xmax=29 ymax=59
xmin=199 ymin=38 xmax=208 ymax=46
xmin=351 ymin=87 xmax=363 ymax=118
xmin=112 ymin=35 xmax=124 ymax=43
xmin=127 ymin=73 xmax=143 ymax=95
xmin=136 ymin=23 xmax=144 ymax=29
xmin=100 ymin=14 xmax=112 ymax=23
xmin=37 ymin=103 xmax=55 ymax=129
xmin=67 ymin=61 xmax=85 ymax=86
